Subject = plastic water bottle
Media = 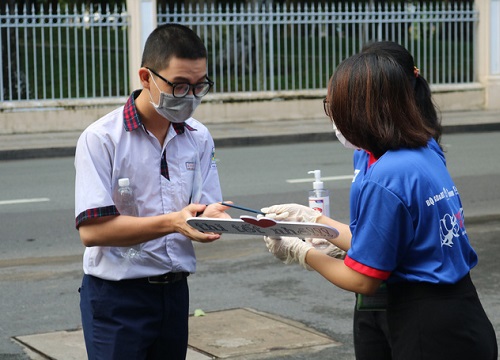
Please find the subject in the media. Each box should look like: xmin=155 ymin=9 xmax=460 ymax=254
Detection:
xmin=116 ymin=178 xmax=141 ymax=259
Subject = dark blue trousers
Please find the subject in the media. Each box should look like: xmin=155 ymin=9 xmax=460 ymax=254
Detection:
xmin=79 ymin=274 xmax=189 ymax=360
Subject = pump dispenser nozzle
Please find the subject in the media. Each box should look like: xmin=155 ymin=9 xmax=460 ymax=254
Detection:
xmin=308 ymin=170 xmax=324 ymax=190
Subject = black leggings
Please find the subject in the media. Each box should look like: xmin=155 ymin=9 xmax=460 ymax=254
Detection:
xmin=386 ymin=274 xmax=497 ymax=360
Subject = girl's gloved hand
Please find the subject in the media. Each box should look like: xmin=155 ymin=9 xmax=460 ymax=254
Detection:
xmin=260 ymin=203 xmax=321 ymax=223
xmin=263 ymin=236 xmax=313 ymax=270
xmin=305 ymin=238 xmax=346 ymax=259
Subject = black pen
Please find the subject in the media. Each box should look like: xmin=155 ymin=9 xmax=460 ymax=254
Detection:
xmin=220 ymin=202 xmax=265 ymax=215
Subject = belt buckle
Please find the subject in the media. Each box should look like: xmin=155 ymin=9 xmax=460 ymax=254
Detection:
xmin=147 ymin=272 xmax=184 ymax=284
xmin=148 ymin=273 xmax=171 ymax=284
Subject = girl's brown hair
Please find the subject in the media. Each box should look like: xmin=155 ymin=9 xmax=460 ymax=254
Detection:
xmin=361 ymin=41 xmax=442 ymax=145
xmin=327 ymin=52 xmax=434 ymax=158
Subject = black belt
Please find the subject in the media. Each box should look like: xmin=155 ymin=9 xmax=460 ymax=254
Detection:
xmin=119 ymin=272 xmax=189 ymax=285
xmin=147 ymin=272 xmax=189 ymax=284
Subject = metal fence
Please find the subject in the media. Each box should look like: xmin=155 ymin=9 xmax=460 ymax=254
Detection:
xmin=162 ymin=2 xmax=478 ymax=94
xmin=1 ymin=1 xmax=478 ymax=102
xmin=0 ymin=3 xmax=129 ymax=102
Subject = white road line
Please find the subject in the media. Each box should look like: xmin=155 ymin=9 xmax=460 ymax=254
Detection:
xmin=0 ymin=198 xmax=50 ymax=205
xmin=286 ymin=175 xmax=353 ymax=183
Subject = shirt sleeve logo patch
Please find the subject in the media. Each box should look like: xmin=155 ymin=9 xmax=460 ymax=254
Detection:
xmin=210 ymin=147 xmax=217 ymax=169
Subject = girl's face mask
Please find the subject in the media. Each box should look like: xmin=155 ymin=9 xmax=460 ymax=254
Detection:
xmin=148 ymin=70 xmax=201 ymax=123
xmin=332 ymin=122 xmax=360 ymax=150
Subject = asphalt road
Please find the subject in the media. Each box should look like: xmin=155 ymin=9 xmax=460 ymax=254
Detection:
xmin=0 ymin=131 xmax=499 ymax=359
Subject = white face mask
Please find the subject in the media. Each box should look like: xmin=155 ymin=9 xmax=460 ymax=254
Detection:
xmin=148 ymin=71 xmax=202 ymax=123
xmin=332 ymin=122 xmax=360 ymax=150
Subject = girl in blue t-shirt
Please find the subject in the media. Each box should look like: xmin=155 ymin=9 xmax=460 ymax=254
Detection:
xmin=348 ymin=41 xmax=446 ymax=360
xmin=262 ymin=51 xmax=497 ymax=360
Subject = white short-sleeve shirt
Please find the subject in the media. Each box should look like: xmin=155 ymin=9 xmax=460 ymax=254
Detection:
xmin=74 ymin=90 xmax=223 ymax=280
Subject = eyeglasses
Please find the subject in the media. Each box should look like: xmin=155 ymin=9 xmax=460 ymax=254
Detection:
xmin=323 ymin=97 xmax=331 ymax=118
xmin=146 ymin=67 xmax=214 ymax=98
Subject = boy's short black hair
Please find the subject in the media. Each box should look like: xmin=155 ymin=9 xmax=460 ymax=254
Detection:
xmin=141 ymin=24 xmax=207 ymax=71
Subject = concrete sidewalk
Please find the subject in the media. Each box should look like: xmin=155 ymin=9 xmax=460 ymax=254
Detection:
xmin=13 ymin=308 xmax=341 ymax=360
xmin=1 ymin=109 xmax=499 ymax=161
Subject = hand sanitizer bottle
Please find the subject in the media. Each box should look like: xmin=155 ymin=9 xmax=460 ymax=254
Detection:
xmin=308 ymin=170 xmax=330 ymax=217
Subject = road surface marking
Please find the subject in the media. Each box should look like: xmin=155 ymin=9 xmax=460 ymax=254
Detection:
xmin=0 ymin=198 xmax=50 ymax=205
xmin=286 ymin=175 xmax=353 ymax=183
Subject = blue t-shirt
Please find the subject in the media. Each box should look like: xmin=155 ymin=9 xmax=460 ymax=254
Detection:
xmin=350 ymin=138 xmax=445 ymax=221
xmin=347 ymin=140 xmax=477 ymax=284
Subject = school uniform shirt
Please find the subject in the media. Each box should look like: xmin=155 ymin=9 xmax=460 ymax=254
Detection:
xmin=346 ymin=141 xmax=477 ymax=284
xmin=74 ymin=90 xmax=223 ymax=281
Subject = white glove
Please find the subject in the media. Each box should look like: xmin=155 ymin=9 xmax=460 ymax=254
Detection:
xmin=261 ymin=204 xmax=321 ymax=223
xmin=263 ymin=236 xmax=313 ymax=270
xmin=305 ymin=238 xmax=346 ymax=259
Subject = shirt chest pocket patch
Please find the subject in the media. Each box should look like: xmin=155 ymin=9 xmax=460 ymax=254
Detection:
xmin=186 ymin=161 xmax=196 ymax=171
